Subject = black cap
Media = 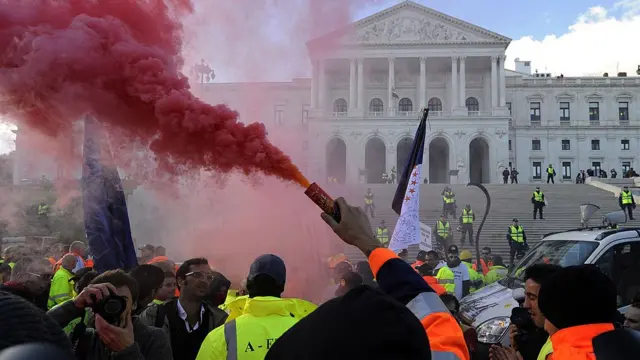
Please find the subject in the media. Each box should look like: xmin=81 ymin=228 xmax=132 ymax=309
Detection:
xmin=513 ymin=218 xmax=519 ymax=222
xmin=248 ymin=254 xmax=286 ymax=286
xmin=447 ymin=245 xmax=459 ymax=254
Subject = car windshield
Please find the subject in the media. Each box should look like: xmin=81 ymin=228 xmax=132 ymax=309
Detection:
xmin=505 ymin=240 xmax=599 ymax=287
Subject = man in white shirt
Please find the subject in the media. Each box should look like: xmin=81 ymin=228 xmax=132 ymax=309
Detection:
xmin=445 ymin=245 xmax=471 ymax=299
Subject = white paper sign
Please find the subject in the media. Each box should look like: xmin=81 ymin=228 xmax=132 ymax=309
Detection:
xmin=419 ymin=222 xmax=432 ymax=251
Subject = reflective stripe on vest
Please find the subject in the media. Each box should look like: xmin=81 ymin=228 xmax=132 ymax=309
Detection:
xmin=377 ymin=228 xmax=389 ymax=244
xmin=406 ymin=293 xmax=464 ymax=360
xmin=437 ymin=221 xmax=450 ymax=237
xmin=547 ymin=167 xmax=554 ymax=174
xmin=224 ymin=320 xmax=238 ymax=360
xmin=443 ymin=191 xmax=455 ymax=204
xmin=462 ymin=209 xmax=473 ymax=224
xmin=622 ymin=190 xmax=633 ymax=205
xmin=510 ymin=225 xmax=524 ymax=243
xmin=533 ymin=191 xmax=543 ymax=202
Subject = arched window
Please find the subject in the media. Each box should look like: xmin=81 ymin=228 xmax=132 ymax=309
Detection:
xmin=466 ymin=97 xmax=479 ymax=112
xmin=428 ymin=98 xmax=442 ymax=112
xmin=333 ymin=98 xmax=347 ymax=113
xmin=398 ymin=98 xmax=413 ymax=112
xmin=369 ymin=98 xmax=384 ymax=113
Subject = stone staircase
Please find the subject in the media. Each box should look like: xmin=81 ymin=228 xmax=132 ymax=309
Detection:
xmin=323 ymin=183 xmax=640 ymax=264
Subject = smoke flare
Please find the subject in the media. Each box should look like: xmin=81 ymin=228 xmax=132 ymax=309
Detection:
xmin=0 ymin=0 xmax=309 ymax=187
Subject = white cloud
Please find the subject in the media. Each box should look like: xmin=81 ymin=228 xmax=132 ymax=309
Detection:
xmin=506 ymin=2 xmax=640 ymax=76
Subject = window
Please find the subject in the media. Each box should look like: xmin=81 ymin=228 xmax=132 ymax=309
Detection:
xmin=466 ymin=97 xmax=479 ymax=112
xmin=532 ymin=162 xmax=542 ymax=180
xmin=619 ymin=102 xmax=629 ymax=122
xmin=591 ymin=139 xmax=600 ymax=150
xmin=562 ymin=162 xmax=572 ymax=180
xmin=428 ymin=98 xmax=442 ymax=112
xmin=530 ymin=102 xmax=541 ymax=122
xmin=621 ymin=139 xmax=630 ymax=150
xmin=592 ymin=161 xmax=601 ymax=174
xmin=594 ymin=242 xmax=640 ymax=306
xmin=531 ymin=139 xmax=541 ymax=151
xmin=369 ymin=98 xmax=384 ymax=113
xmin=333 ymin=98 xmax=347 ymax=113
xmin=398 ymin=98 xmax=413 ymax=112
xmin=622 ymin=161 xmax=631 ymax=173
xmin=508 ymin=140 xmax=512 ymax=151
xmin=559 ymin=102 xmax=570 ymax=121
xmin=561 ymin=139 xmax=571 ymax=151
xmin=302 ymin=104 xmax=310 ymax=124
xmin=274 ymin=104 xmax=285 ymax=124
xmin=506 ymin=102 xmax=512 ymax=115
xmin=589 ymin=102 xmax=600 ymax=121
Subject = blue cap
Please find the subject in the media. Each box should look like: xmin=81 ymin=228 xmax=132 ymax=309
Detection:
xmin=248 ymin=254 xmax=286 ymax=285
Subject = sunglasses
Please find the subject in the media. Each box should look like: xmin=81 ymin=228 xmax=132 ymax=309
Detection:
xmin=185 ymin=271 xmax=214 ymax=282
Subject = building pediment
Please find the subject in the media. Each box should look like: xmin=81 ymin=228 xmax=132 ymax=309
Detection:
xmin=308 ymin=1 xmax=510 ymax=48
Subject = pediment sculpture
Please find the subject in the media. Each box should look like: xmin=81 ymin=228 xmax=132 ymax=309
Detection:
xmin=357 ymin=16 xmax=476 ymax=43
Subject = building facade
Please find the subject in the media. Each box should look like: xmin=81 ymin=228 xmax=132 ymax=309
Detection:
xmin=12 ymin=1 xmax=640 ymax=185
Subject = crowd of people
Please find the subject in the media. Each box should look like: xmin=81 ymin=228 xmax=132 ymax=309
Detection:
xmin=1 ymin=197 xmax=639 ymax=360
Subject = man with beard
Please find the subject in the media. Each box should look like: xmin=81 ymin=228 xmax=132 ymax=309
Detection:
xmin=139 ymin=258 xmax=228 ymax=360
xmin=435 ymin=245 xmax=470 ymax=299
xmin=1 ymin=256 xmax=53 ymax=310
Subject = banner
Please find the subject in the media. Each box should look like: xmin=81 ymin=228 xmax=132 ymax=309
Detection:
xmin=419 ymin=222 xmax=432 ymax=251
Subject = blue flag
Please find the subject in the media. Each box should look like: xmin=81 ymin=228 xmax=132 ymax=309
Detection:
xmin=83 ymin=116 xmax=138 ymax=273
xmin=391 ymin=109 xmax=428 ymax=215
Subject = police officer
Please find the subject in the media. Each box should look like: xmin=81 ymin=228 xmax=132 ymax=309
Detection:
xmin=618 ymin=185 xmax=636 ymax=220
xmin=376 ymin=220 xmax=389 ymax=247
xmin=435 ymin=214 xmax=452 ymax=253
xmin=364 ymin=188 xmax=375 ymax=218
xmin=458 ymin=204 xmax=475 ymax=246
xmin=531 ymin=186 xmax=545 ymax=220
xmin=441 ymin=186 xmax=456 ymax=218
xmin=546 ymin=164 xmax=556 ymax=184
xmin=507 ymin=218 xmax=528 ymax=266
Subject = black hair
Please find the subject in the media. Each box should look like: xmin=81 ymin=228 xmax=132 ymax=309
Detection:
xmin=440 ymin=293 xmax=460 ymax=314
xmin=524 ymin=264 xmax=562 ymax=286
xmin=176 ymin=258 xmax=209 ymax=281
xmin=340 ymin=272 xmax=363 ymax=289
xmin=492 ymin=255 xmax=504 ymax=266
xmin=416 ymin=263 xmax=434 ymax=277
xmin=426 ymin=250 xmax=439 ymax=259
xmin=75 ymin=271 xmax=98 ymax=293
xmin=416 ymin=250 xmax=427 ymax=262
xmin=355 ymin=261 xmax=375 ymax=286
xmin=129 ymin=264 xmax=165 ymax=303
xmin=90 ymin=269 xmax=139 ymax=303
xmin=482 ymin=247 xmax=491 ymax=253
xmin=247 ymin=274 xmax=284 ymax=298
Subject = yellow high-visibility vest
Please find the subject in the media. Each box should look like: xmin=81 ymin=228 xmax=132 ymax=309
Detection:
xmin=621 ymin=190 xmax=633 ymax=205
xmin=437 ymin=221 xmax=450 ymax=237
xmin=443 ymin=191 xmax=455 ymax=204
xmin=377 ymin=227 xmax=389 ymax=245
xmin=510 ymin=225 xmax=524 ymax=243
xmin=533 ymin=191 xmax=544 ymax=202
xmin=547 ymin=167 xmax=554 ymax=175
xmin=462 ymin=209 xmax=474 ymax=224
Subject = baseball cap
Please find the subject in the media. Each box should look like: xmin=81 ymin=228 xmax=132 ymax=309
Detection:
xmin=512 ymin=218 xmax=519 ymax=222
xmin=447 ymin=245 xmax=459 ymax=254
xmin=248 ymin=254 xmax=286 ymax=285
xmin=138 ymin=244 xmax=155 ymax=252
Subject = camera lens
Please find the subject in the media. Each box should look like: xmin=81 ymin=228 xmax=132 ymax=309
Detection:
xmin=103 ymin=298 xmax=124 ymax=315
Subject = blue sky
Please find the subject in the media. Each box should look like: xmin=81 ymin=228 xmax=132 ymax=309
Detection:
xmin=354 ymin=0 xmax=629 ymax=40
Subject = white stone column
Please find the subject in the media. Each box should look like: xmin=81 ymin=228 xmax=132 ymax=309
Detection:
xmin=349 ymin=58 xmax=356 ymax=113
xmin=499 ymin=55 xmax=506 ymax=107
xmin=318 ymin=59 xmax=326 ymax=110
xmin=419 ymin=57 xmax=427 ymax=110
xmin=459 ymin=56 xmax=467 ymax=109
xmin=388 ymin=57 xmax=395 ymax=115
xmin=451 ymin=56 xmax=458 ymax=111
xmin=310 ymin=60 xmax=317 ymax=109
xmin=357 ymin=58 xmax=364 ymax=112
xmin=491 ymin=56 xmax=498 ymax=109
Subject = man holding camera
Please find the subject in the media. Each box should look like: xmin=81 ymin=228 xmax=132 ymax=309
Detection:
xmin=47 ymin=269 xmax=172 ymax=360
xmin=490 ymin=264 xmax=560 ymax=360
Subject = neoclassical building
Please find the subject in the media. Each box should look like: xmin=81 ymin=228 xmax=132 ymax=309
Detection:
xmin=12 ymin=1 xmax=640 ymax=185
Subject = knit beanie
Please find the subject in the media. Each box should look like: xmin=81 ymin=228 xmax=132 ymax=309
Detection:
xmin=265 ymin=286 xmax=430 ymax=360
xmin=0 ymin=291 xmax=72 ymax=353
xmin=538 ymin=265 xmax=617 ymax=330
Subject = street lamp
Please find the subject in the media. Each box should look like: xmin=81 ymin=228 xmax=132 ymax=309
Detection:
xmin=192 ymin=59 xmax=215 ymax=85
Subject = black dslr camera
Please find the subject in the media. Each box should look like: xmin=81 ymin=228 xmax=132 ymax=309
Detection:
xmin=91 ymin=289 xmax=126 ymax=326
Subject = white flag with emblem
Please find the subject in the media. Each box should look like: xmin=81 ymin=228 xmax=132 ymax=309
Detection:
xmin=388 ymin=164 xmax=422 ymax=251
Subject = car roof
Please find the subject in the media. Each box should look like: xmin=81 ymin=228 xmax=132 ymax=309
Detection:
xmin=542 ymin=227 xmax=640 ymax=242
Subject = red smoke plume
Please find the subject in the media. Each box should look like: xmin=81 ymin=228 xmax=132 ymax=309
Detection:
xmin=0 ymin=0 xmax=309 ymax=187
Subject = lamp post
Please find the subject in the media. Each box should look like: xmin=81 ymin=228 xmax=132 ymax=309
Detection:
xmin=192 ymin=59 xmax=215 ymax=94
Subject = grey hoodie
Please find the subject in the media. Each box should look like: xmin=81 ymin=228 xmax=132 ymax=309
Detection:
xmin=47 ymin=300 xmax=172 ymax=360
